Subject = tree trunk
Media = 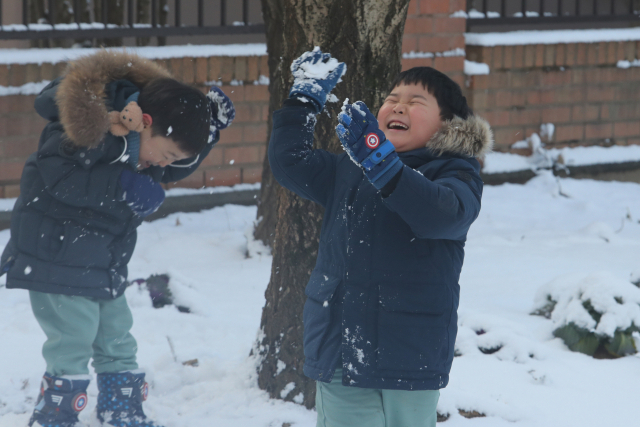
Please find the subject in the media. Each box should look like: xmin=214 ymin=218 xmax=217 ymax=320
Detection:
xmin=253 ymin=0 xmax=410 ymax=409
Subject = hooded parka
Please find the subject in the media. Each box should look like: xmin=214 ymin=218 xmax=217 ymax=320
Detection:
xmin=0 ymin=51 xmax=215 ymax=299
xmin=269 ymin=103 xmax=493 ymax=390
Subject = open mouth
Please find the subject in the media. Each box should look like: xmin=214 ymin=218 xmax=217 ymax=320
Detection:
xmin=387 ymin=121 xmax=408 ymax=131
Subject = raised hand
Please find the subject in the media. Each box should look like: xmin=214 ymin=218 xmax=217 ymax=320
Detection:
xmin=336 ymin=101 xmax=403 ymax=189
xmin=207 ymin=86 xmax=236 ymax=143
xmin=289 ymin=47 xmax=347 ymax=113
xmin=119 ymin=169 xmax=166 ymax=217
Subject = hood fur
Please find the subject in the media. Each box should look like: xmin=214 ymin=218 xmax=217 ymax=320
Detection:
xmin=55 ymin=50 xmax=172 ymax=148
xmin=427 ymin=114 xmax=493 ymax=158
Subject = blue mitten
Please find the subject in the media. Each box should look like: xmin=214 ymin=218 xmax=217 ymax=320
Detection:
xmin=289 ymin=47 xmax=347 ymax=113
xmin=207 ymin=86 xmax=236 ymax=143
xmin=336 ymin=101 xmax=403 ymax=190
xmin=119 ymin=169 xmax=166 ymax=217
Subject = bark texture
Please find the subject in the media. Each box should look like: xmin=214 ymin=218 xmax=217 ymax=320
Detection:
xmin=254 ymin=0 xmax=410 ymax=409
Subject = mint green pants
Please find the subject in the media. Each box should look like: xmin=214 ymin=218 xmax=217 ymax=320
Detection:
xmin=316 ymin=370 xmax=439 ymax=427
xmin=29 ymin=291 xmax=138 ymax=376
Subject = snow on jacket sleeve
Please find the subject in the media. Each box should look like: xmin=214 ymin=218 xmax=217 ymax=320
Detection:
xmin=36 ymin=122 xmax=126 ymax=209
xmin=268 ymin=105 xmax=337 ymax=207
xmin=159 ymin=131 xmax=218 ymax=184
xmin=382 ymin=158 xmax=483 ymax=240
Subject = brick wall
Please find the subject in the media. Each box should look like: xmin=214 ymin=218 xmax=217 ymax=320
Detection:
xmin=466 ymin=41 xmax=640 ymax=152
xmin=0 ymin=55 xmax=269 ymax=197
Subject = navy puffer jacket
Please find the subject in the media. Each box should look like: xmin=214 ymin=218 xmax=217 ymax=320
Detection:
xmin=269 ymin=103 xmax=492 ymax=390
xmin=0 ymin=51 xmax=215 ymax=299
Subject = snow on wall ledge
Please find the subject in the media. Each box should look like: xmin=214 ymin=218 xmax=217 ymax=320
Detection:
xmin=0 ymin=43 xmax=268 ymax=65
xmin=466 ymin=27 xmax=640 ymax=47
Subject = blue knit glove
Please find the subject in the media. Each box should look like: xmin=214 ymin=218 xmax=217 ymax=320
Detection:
xmin=336 ymin=101 xmax=403 ymax=190
xmin=289 ymin=47 xmax=346 ymax=113
xmin=119 ymin=169 xmax=166 ymax=217
xmin=207 ymin=86 xmax=235 ymax=144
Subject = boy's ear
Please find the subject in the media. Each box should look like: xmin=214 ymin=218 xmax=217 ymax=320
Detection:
xmin=142 ymin=113 xmax=153 ymax=128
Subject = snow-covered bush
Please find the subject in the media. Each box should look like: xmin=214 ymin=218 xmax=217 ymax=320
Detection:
xmin=532 ymin=272 xmax=640 ymax=358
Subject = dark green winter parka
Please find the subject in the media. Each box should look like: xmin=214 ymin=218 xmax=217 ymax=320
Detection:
xmin=0 ymin=51 xmax=214 ymax=299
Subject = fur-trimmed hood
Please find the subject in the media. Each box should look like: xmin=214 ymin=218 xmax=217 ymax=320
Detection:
xmin=427 ymin=114 xmax=493 ymax=158
xmin=55 ymin=50 xmax=171 ymax=148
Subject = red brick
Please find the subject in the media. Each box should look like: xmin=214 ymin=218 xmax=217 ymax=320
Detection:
xmin=258 ymin=56 xmax=269 ymax=77
xmin=541 ymin=107 xmax=571 ymax=123
xmin=482 ymin=110 xmax=510 ymax=127
xmin=555 ymin=44 xmax=566 ymax=67
xmin=402 ymin=36 xmax=418 ymax=54
xmin=541 ymin=70 xmax=572 ymax=87
xmin=402 ymin=57 xmax=434 ymax=71
xmin=572 ymin=104 xmax=600 ymax=122
xmin=4 ymin=184 xmax=20 ymax=198
xmin=407 ymin=0 xmax=418 ymax=15
xmin=420 ymin=1 xmax=449 ymax=14
xmin=565 ymin=43 xmax=577 ymax=66
xmin=576 ymin=44 xmax=588 ymax=65
xmin=503 ymin=46 xmax=514 ymax=69
xmin=0 ymin=161 xmax=24 ymax=181
xmin=535 ymin=44 xmax=545 ymax=67
xmin=494 ymin=91 xmax=512 ymax=107
xmin=205 ymin=168 xmax=241 ymax=187
xmin=510 ymin=109 xmax=541 ymax=126
xmin=586 ymin=43 xmax=599 ymax=65
xmin=244 ymin=85 xmax=269 ymax=102
xmin=220 ymin=85 xmax=244 ymax=103
xmin=624 ymin=41 xmax=635 ymax=61
xmin=182 ymin=57 xmax=196 ymax=84
xmin=433 ymin=16 xmax=465 ymax=33
xmin=261 ymin=105 xmax=270 ymax=122
xmin=235 ymin=57 xmax=248 ymax=82
xmin=524 ymin=45 xmax=536 ymax=68
xmin=405 ymin=17 xmax=433 ymax=34
xmin=165 ymin=171 xmax=204 ymax=188
xmin=586 ymin=87 xmax=615 ymax=102
xmin=491 ymin=46 xmax=503 ymax=70
xmin=468 ymin=91 xmax=489 ymax=110
xmin=615 ymin=85 xmax=640 ymax=102
xmin=526 ymin=90 xmax=541 ymax=105
xmin=2 ymin=136 xmax=39 ymax=158
xmin=208 ymin=57 xmax=222 ymax=83
xmin=217 ymin=126 xmax=243 ymax=145
xmin=554 ymin=87 xmax=585 ymax=104
xmin=433 ymin=56 xmax=463 ymax=73
xmin=615 ymin=42 xmax=626 ymax=62
xmin=25 ymin=64 xmax=41 ymax=84
xmin=543 ymin=45 xmax=555 ymax=67
xmin=40 ymin=63 xmax=55 ymax=82
xmin=234 ymin=103 xmax=264 ymax=123
xmin=195 ymin=57 xmax=208 ymax=84
xmin=614 ymin=122 xmax=640 ymax=137
xmin=585 ymin=123 xmax=613 ymax=139
xmin=243 ymin=124 xmax=268 ymax=143
xmin=242 ymin=166 xmax=263 ymax=184
xmin=556 ymin=125 xmax=585 ymax=142
xmin=493 ymin=127 xmax=526 ymax=148
xmin=247 ymin=56 xmax=260 ymax=82
xmin=199 ymin=146 xmax=224 ymax=167
xmin=0 ymin=65 xmax=9 ymax=86
xmin=513 ymin=45 xmax=525 ymax=69
xmin=220 ymin=57 xmax=235 ymax=83
xmin=223 ymin=146 xmax=261 ymax=165
xmin=597 ymin=42 xmax=608 ymax=65
xmin=170 ymin=58 xmax=183 ymax=80
xmin=418 ymin=35 xmax=450 ymax=53
xmin=9 ymin=64 xmax=26 ymax=87
xmin=449 ymin=0 xmax=466 ymax=13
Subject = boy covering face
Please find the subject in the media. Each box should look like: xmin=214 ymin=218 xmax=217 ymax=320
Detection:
xmin=269 ymin=49 xmax=492 ymax=427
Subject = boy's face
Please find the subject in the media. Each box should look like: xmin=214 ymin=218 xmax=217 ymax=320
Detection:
xmin=138 ymin=119 xmax=191 ymax=169
xmin=377 ymin=83 xmax=443 ymax=152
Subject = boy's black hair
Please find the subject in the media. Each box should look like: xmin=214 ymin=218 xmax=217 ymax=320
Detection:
xmin=388 ymin=67 xmax=472 ymax=121
xmin=137 ymin=78 xmax=211 ymax=156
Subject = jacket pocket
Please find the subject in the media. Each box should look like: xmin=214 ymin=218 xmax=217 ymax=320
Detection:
xmin=303 ymin=271 xmax=341 ymax=361
xmin=16 ymin=213 xmax=63 ymax=262
xmin=54 ymin=222 xmax=114 ymax=268
xmin=377 ymin=282 xmax=451 ymax=372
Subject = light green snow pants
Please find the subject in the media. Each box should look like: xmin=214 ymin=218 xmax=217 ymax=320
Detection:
xmin=29 ymin=291 xmax=138 ymax=376
xmin=316 ymin=369 xmax=439 ymax=427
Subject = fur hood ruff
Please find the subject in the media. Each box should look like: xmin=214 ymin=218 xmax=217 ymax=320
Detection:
xmin=55 ymin=50 xmax=171 ymax=148
xmin=427 ymin=114 xmax=493 ymax=158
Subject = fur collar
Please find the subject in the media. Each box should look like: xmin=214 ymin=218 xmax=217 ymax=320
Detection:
xmin=427 ymin=114 xmax=493 ymax=158
xmin=55 ymin=50 xmax=171 ymax=148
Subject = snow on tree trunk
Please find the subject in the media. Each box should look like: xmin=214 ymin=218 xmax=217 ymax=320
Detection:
xmin=253 ymin=0 xmax=410 ymax=408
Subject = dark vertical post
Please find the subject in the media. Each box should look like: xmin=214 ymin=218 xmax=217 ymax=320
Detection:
xmin=102 ymin=0 xmax=108 ymax=25
xmin=0 ymin=0 xmax=3 ymax=29
xmin=243 ymin=0 xmax=249 ymax=24
xmin=74 ymin=0 xmax=81 ymax=24
xmin=557 ymin=0 xmax=562 ymax=16
xmin=630 ymin=0 xmax=634 ymax=14
xmin=175 ymin=0 xmax=181 ymax=26
xmin=575 ymin=0 xmax=579 ymax=15
xmin=152 ymin=0 xmax=157 ymax=27
xmin=501 ymin=0 xmax=506 ymax=18
xmin=539 ymin=0 xmax=544 ymax=17
xmin=521 ymin=0 xmax=526 ymax=16
xmin=593 ymin=0 xmax=597 ymax=15
xmin=198 ymin=0 xmax=203 ymax=27
xmin=128 ymin=0 xmax=134 ymax=26
xmin=23 ymin=0 xmax=29 ymax=26
xmin=221 ymin=0 xmax=226 ymax=26
xmin=49 ymin=0 xmax=56 ymax=26
xmin=482 ymin=0 xmax=487 ymax=15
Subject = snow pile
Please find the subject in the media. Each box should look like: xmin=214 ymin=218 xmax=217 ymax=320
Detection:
xmin=466 ymin=27 xmax=640 ymax=46
xmin=403 ymin=48 xmax=465 ymax=59
xmin=617 ymin=59 xmax=640 ymax=69
xmin=0 ymin=81 xmax=51 ymax=97
xmin=464 ymin=60 xmax=490 ymax=75
xmin=532 ymin=272 xmax=640 ymax=357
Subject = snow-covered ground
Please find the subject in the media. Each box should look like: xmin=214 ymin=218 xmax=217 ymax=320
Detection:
xmin=1 ymin=172 xmax=639 ymax=426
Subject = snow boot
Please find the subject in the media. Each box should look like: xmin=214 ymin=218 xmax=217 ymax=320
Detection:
xmin=96 ymin=372 xmax=163 ymax=427
xmin=28 ymin=373 xmax=90 ymax=427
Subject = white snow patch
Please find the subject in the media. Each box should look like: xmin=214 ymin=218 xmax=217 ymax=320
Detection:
xmin=467 ymin=27 xmax=640 ymax=47
xmin=464 ymin=60 xmax=490 ymax=75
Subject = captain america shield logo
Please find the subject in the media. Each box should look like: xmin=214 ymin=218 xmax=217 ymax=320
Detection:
xmin=72 ymin=393 xmax=87 ymax=412
xmin=365 ymin=133 xmax=380 ymax=149
xmin=142 ymin=382 xmax=149 ymax=401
